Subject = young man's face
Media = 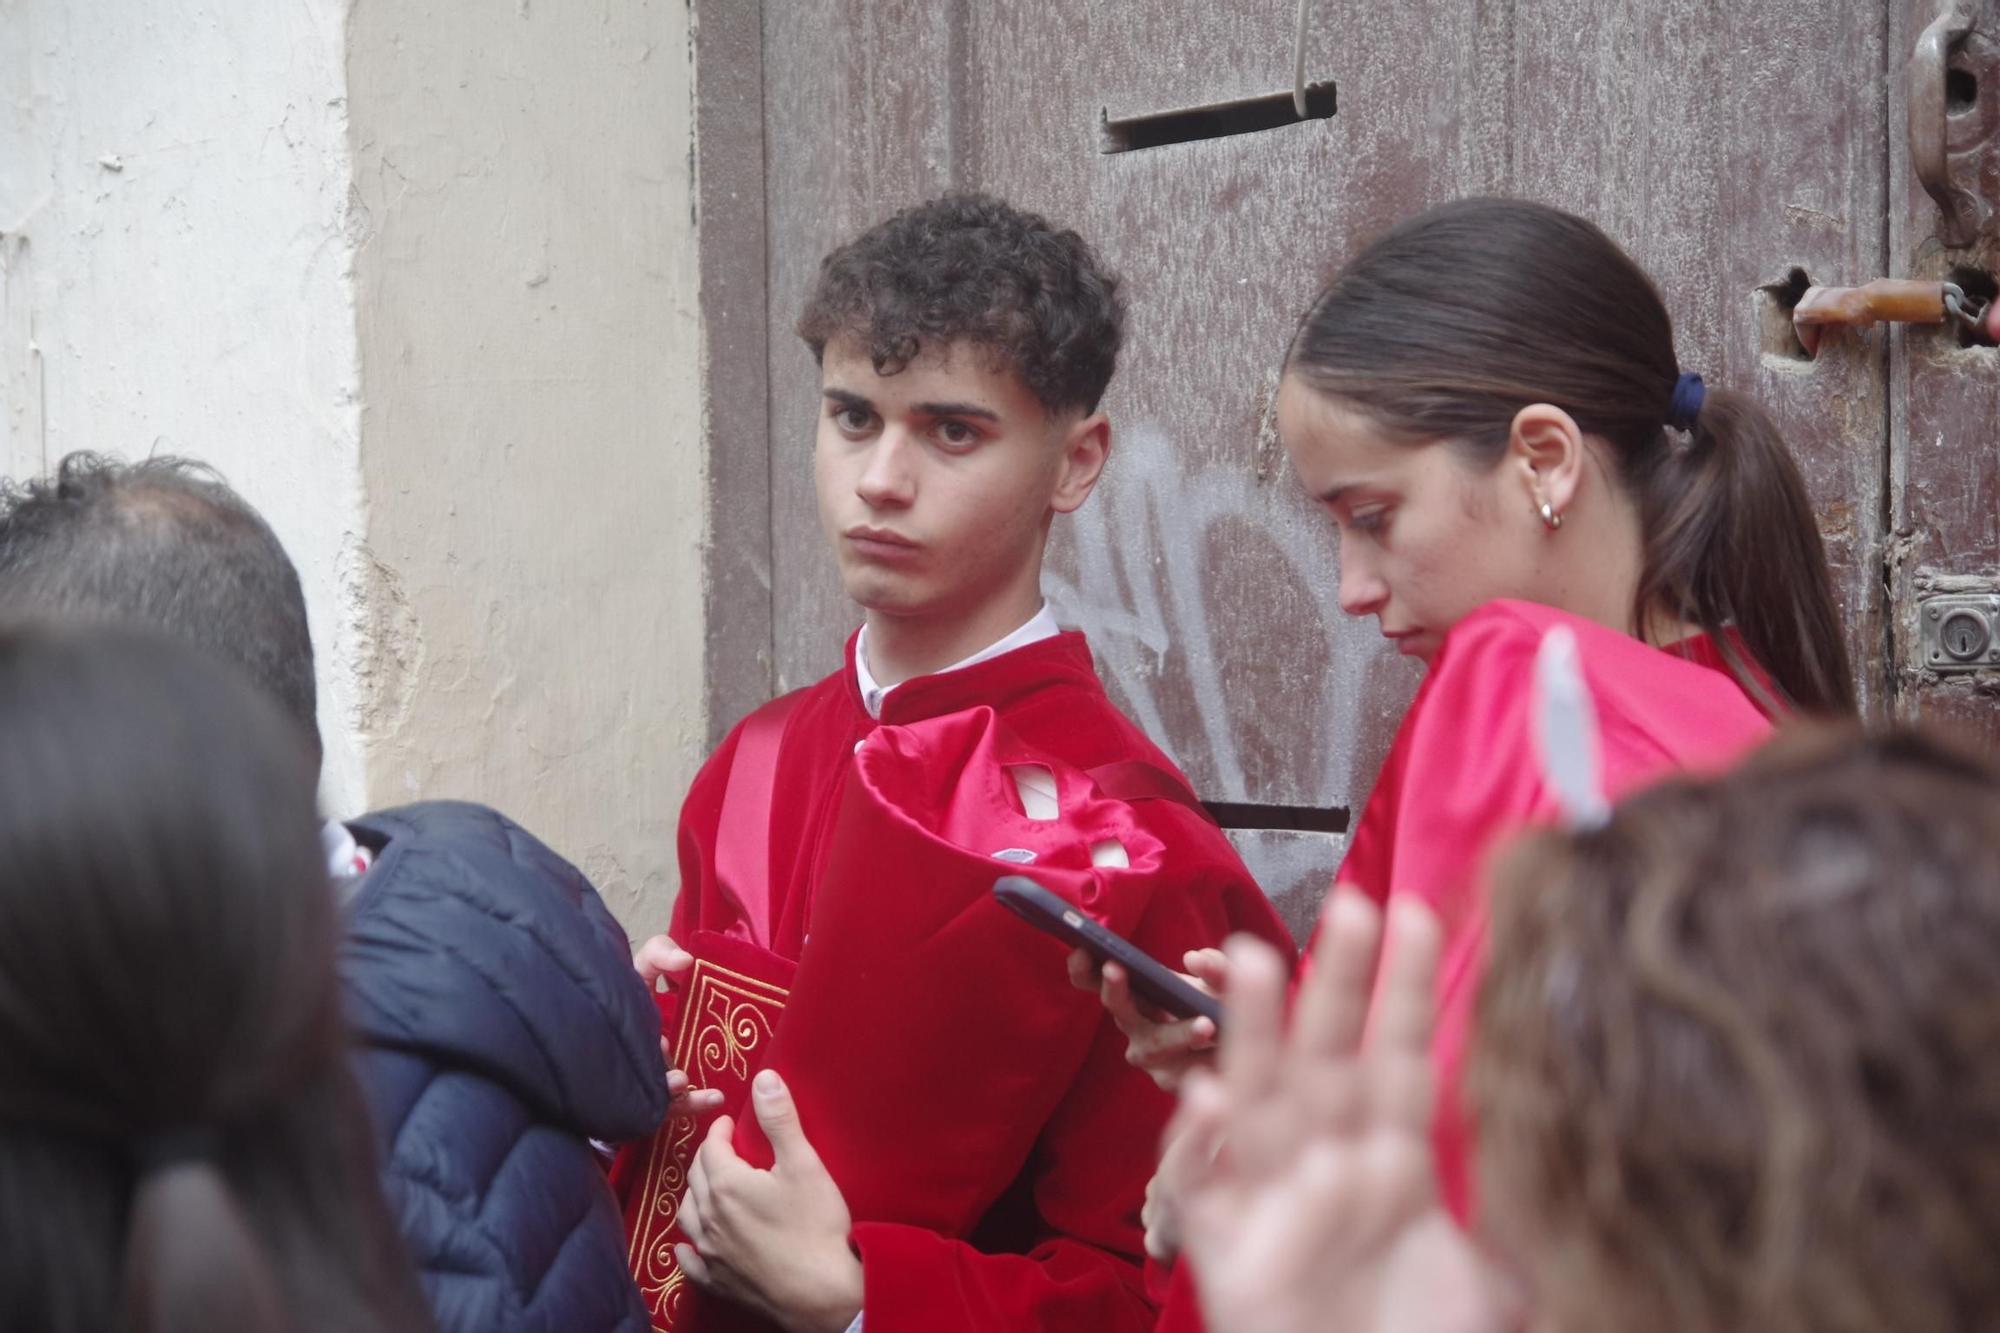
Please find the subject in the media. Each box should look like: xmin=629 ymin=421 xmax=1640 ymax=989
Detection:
xmin=814 ymin=336 xmax=1107 ymax=630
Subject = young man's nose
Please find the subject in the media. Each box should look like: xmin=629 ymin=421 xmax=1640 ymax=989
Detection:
xmin=854 ymin=431 xmax=917 ymax=509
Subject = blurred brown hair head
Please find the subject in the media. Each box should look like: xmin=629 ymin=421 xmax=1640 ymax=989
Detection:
xmin=1472 ymin=727 xmax=2000 ymax=1333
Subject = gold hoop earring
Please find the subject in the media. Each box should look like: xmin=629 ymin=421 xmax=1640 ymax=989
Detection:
xmin=1539 ymin=500 xmax=1563 ymax=531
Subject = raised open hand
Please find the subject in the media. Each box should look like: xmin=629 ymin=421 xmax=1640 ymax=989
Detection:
xmin=1172 ymin=889 xmax=1516 ymax=1333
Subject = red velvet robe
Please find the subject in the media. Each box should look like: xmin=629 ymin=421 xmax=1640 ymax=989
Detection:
xmin=1154 ymin=600 xmax=1777 ymax=1331
xmin=612 ymin=631 xmax=1290 ymax=1333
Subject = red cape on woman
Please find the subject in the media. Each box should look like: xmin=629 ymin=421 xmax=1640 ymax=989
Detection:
xmin=1156 ymin=600 xmax=1775 ymax=1331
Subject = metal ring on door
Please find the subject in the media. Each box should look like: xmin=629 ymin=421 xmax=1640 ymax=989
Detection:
xmin=1943 ymin=281 xmax=1992 ymax=334
xmin=1911 ymin=0 xmax=1981 ymax=246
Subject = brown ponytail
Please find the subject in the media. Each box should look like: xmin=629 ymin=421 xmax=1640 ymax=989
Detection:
xmin=1630 ymin=387 xmax=1856 ymax=714
xmin=1286 ymin=197 xmax=1856 ymax=716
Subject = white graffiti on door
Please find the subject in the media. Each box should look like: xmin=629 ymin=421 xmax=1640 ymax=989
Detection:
xmin=1044 ymin=421 xmax=1416 ymax=811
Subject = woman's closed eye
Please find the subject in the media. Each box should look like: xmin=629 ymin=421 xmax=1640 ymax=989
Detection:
xmin=1346 ymin=505 xmax=1392 ymax=536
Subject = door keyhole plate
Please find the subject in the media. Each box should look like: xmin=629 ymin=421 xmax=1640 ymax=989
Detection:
xmin=1920 ymin=594 xmax=2000 ymax=671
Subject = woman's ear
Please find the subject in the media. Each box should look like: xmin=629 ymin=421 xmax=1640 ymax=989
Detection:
xmin=1052 ymin=412 xmax=1112 ymax=514
xmin=1505 ymin=404 xmax=1586 ymax=520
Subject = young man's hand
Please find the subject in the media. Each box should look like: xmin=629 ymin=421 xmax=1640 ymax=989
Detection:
xmin=1173 ymin=891 xmax=1519 ymax=1333
xmin=676 ymin=1070 xmax=864 ymax=1333
xmin=1067 ymin=946 xmax=1228 ymax=1091
xmin=632 ymin=935 xmax=724 ymax=1118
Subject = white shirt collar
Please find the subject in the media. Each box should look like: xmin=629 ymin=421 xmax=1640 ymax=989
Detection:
xmin=854 ymin=603 xmax=1061 ymax=719
xmin=320 ymin=818 xmax=372 ymax=879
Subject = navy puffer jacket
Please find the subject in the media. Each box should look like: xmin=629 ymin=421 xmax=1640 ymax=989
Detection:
xmin=340 ymin=801 xmax=666 ymax=1333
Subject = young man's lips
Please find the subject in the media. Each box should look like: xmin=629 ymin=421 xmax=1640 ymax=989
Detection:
xmin=845 ymin=527 xmax=921 ymax=559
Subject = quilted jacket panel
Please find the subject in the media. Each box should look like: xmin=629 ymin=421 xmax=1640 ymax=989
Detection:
xmin=342 ymin=801 xmax=667 ymax=1333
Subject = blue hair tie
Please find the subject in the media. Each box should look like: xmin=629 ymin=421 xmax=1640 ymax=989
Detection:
xmin=1666 ymin=372 xmax=1705 ymax=432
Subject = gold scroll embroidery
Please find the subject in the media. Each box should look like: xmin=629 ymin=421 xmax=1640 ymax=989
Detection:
xmin=628 ymin=959 xmax=790 ymax=1331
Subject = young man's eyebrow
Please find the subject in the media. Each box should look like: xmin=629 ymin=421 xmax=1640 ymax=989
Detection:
xmin=1317 ymin=482 xmax=1355 ymax=506
xmin=912 ymin=400 xmax=1001 ymax=422
xmin=822 ymin=388 xmax=872 ymax=410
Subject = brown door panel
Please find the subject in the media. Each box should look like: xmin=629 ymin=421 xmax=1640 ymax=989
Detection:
xmin=1892 ymin=0 xmax=2000 ymax=744
xmin=738 ymin=0 xmax=1896 ymax=923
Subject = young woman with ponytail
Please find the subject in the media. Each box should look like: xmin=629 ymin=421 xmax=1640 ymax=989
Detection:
xmin=1279 ymin=197 xmax=1851 ymax=718
xmin=1269 ymin=197 xmax=1852 ymax=1212
xmin=1082 ymin=198 xmax=1857 ymax=1326
xmin=0 ymin=626 xmax=432 ymax=1333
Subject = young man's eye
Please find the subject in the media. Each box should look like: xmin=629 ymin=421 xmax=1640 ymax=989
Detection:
xmin=933 ymin=420 xmax=980 ymax=449
xmin=1347 ymin=507 xmax=1390 ymax=535
xmin=832 ymin=406 xmax=875 ymax=434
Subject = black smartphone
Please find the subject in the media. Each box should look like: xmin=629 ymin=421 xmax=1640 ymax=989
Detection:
xmin=993 ymin=875 xmax=1222 ymax=1026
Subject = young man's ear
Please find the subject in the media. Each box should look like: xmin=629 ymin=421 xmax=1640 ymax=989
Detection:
xmin=1051 ymin=412 xmax=1112 ymax=515
xmin=1505 ymin=403 xmax=1585 ymax=520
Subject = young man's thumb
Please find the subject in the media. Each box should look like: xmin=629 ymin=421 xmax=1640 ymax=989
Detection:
xmin=752 ymin=1068 xmax=814 ymax=1168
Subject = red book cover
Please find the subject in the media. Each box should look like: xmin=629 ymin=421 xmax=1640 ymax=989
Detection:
xmin=615 ymin=930 xmax=796 ymax=1329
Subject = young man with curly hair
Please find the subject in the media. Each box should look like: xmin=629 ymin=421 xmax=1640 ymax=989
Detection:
xmin=610 ymin=194 xmax=1288 ymax=1333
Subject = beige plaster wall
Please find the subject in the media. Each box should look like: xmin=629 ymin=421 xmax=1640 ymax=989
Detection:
xmin=345 ymin=0 xmax=705 ymax=933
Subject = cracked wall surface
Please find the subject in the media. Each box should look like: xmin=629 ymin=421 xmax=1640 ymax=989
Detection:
xmin=345 ymin=0 xmax=705 ymax=933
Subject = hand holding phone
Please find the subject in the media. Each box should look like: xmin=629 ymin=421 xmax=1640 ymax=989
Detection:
xmin=993 ymin=875 xmax=1223 ymax=1026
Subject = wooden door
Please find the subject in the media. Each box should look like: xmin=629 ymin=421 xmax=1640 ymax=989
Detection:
xmin=1890 ymin=0 xmax=2000 ymax=743
xmin=716 ymin=0 xmax=1905 ymax=936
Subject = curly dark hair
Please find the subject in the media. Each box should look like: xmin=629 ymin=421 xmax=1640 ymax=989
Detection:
xmin=1473 ymin=727 xmax=2000 ymax=1333
xmin=796 ymin=192 xmax=1125 ymax=416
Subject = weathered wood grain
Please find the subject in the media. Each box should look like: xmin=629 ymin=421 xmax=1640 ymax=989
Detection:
xmin=739 ymin=0 xmax=1927 ymax=908
xmin=1507 ymin=0 xmax=1891 ymax=716
xmin=698 ymin=0 xmax=777 ymax=748
xmin=1890 ymin=0 xmax=2000 ymax=745
xmin=763 ymin=2 xmax=962 ymax=701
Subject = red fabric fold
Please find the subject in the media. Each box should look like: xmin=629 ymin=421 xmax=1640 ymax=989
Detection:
xmin=733 ymin=707 xmax=1166 ymax=1237
xmin=614 ymin=631 xmax=1292 ymax=1333
xmin=710 ymin=694 xmax=802 ymax=949
xmin=1335 ymin=601 xmax=1775 ymax=1219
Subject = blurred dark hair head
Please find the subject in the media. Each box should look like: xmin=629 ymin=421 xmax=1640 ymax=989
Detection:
xmin=0 ymin=451 xmax=322 ymax=768
xmin=0 ymin=625 xmax=429 ymax=1333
